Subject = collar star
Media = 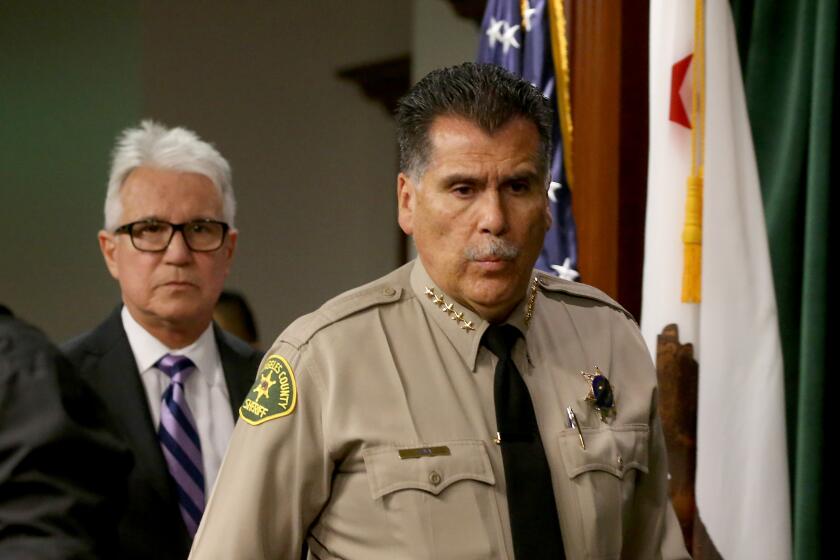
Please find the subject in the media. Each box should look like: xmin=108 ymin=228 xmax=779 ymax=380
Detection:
xmin=424 ymin=287 xmax=477 ymax=334
xmin=524 ymin=276 xmax=539 ymax=325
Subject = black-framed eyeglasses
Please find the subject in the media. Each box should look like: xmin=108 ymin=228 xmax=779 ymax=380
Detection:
xmin=114 ymin=219 xmax=230 ymax=252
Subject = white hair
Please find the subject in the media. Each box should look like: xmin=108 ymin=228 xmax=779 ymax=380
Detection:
xmin=103 ymin=120 xmax=235 ymax=230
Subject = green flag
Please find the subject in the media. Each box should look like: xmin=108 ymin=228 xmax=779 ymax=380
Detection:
xmin=731 ymin=1 xmax=834 ymax=558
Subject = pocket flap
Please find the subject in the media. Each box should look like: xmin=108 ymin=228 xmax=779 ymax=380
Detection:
xmin=362 ymin=440 xmax=495 ymax=499
xmin=557 ymin=425 xmax=650 ymax=479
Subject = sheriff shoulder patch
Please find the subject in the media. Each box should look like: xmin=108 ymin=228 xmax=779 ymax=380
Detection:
xmin=240 ymin=354 xmax=298 ymax=425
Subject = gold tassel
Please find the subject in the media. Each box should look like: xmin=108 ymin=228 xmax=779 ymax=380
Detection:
xmin=546 ymin=0 xmax=575 ymax=189
xmin=681 ymin=171 xmax=703 ymax=302
xmin=681 ymin=0 xmax=705 ymax=303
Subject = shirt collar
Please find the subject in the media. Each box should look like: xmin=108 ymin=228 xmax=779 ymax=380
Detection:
xmin=409 ymin=259 xmax=531 ymax=372
xmin=121 ymin=306 xmax=221 ymax=386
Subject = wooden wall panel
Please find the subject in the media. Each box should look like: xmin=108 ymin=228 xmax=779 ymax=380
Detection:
xmin=567 ymin=0 xmax=649 ymax=319
xmin=568 ymin=0 xmax=622 ymax=300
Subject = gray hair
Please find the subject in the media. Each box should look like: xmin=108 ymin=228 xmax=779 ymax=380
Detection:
xmin=396 ymin=62 xmax=553 ymax=178
xmin=103 ymin=120 xmax=235 ymax=230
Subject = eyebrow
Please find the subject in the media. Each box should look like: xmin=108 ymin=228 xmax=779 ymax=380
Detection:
xmin=439 ymin=170 xmax=542 ymax=185
xmin=133 ymin=215 xmax=219 ymax=222
xmin=439 ymin=173 xmax=478 ymax=185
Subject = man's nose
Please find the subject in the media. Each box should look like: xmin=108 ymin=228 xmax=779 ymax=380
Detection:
xmin=477 ymin=189 xmax=509 ymax=235
xmin=163 ymin=229 xmax=193 ymax=263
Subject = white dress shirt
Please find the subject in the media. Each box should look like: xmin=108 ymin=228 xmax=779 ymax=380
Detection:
xmin=121 ymin=306 xmax=235 ymax=493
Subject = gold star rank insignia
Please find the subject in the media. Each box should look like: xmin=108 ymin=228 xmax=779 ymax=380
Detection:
xmin=240 ymin=354 xmax=298 ymax=425
xmin=423 ymin=286 xmax=477 ymax=333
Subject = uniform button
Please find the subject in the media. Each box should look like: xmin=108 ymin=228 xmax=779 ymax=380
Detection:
xmin=617 ymin=455 xmax=624 ymax=471
xmin=429 ymin=471 xmax=442 ymax=486
xmin=382 ymin=287 xmax=396 ymax=296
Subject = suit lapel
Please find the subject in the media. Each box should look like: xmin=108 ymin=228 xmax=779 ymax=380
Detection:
xmin=215 ymin=324 xmax=259 ymax=418
xmin=86 ymin=310 xmax=177 ymax=506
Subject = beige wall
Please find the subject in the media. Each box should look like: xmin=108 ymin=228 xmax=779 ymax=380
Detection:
xmin=1 ymin=1 xmax=411 ymax=345
xmin=1 ymin=0 xmax=485 ymax=347
xmin=412 ymin=0 xmax=479 ymax=83
xmin=0 ymin=1 xmax=142 ymax=342
xmin=138 ymin=1 xmax=411 ymax=347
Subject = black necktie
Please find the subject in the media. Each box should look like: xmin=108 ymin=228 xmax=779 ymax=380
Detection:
xmin=483 ymin=324 xmax=565 ymax=559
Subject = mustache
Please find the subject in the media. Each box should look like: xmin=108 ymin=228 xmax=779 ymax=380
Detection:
xmin=464 ymin=237 xmax=520 ymax=261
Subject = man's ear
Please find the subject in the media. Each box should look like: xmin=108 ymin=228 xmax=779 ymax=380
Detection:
xmin=98 ymin=230 xmax=120 ymax=280
xmin=221 ymin=229 xmax=238 ymax=278
xmin=397 ymin=172 xmax=416 ymax=235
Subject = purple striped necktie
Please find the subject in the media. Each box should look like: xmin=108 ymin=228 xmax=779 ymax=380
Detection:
xmin=156 ymin=353 xmax=205 ymax=537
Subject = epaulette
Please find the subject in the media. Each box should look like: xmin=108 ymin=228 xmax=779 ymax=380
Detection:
xmin=278 ymin=265 xmax=410 ymax=349
xmin=534 ymin=269 xmax=634 ymax=320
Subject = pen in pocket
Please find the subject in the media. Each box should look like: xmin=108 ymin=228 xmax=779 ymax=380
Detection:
xmin=566 ymin=405 xmax=586 ymax=450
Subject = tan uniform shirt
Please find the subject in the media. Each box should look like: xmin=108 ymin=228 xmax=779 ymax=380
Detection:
xmin=190 ymin=260 xmax=689 ymax=559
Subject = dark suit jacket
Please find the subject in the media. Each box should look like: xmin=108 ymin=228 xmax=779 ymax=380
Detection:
xmin=62 ymin=307 xmax=263 ymax=560
xmin=1 ymin=307 xmax=131 ymax=560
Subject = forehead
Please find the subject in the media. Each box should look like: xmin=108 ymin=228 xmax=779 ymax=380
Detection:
xmin=119 ymin=166 xmax=222 ymax=220
xmin=424 ymin=115 xmax=542 ymax=177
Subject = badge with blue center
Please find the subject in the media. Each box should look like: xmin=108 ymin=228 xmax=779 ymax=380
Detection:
xmin=579 ymin=366 xmax=615 ymax=422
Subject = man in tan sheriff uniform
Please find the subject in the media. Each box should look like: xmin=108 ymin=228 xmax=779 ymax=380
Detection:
xmin=190 ymin=63 xmax=690 ymax=559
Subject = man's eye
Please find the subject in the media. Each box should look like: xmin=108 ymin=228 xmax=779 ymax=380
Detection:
xmin=188 ymin=223 xmax=209 ymax=234
xmin=452 ymin=185 xmax=473 ymax=196
xmin=509 ymin=182 xmax=530 ymax=193
xmin=136 ymin=223 xmax=164 ymax=235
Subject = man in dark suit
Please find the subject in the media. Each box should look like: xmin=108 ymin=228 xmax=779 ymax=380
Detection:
xmin=1 ymin=305 xmax=130 ymax=559
xmin=63 ymin=121 xmax=263 ymax=560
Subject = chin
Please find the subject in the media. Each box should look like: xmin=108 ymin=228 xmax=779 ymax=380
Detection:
xmin=154 ymin=299 xmax=211 ymax=325
xmin=466 ymin=283 xmax=517 ymax=309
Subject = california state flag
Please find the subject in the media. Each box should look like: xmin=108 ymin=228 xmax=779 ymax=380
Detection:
xmin=643 ymin=0 xmax=792 ymax=558
xmin=642 ymin=0 xmax=699 ymax=351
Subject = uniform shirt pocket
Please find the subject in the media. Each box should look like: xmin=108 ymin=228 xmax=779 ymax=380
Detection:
xmin=556 ymin=425 xmax=650 ymax=559
xmin=363 ymin=440 xmax=495 ymax=498
xmin=362 ymin=440 xmax=503 ymax=558
xmin=558 ymin=424 xmax=650 ymax=478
